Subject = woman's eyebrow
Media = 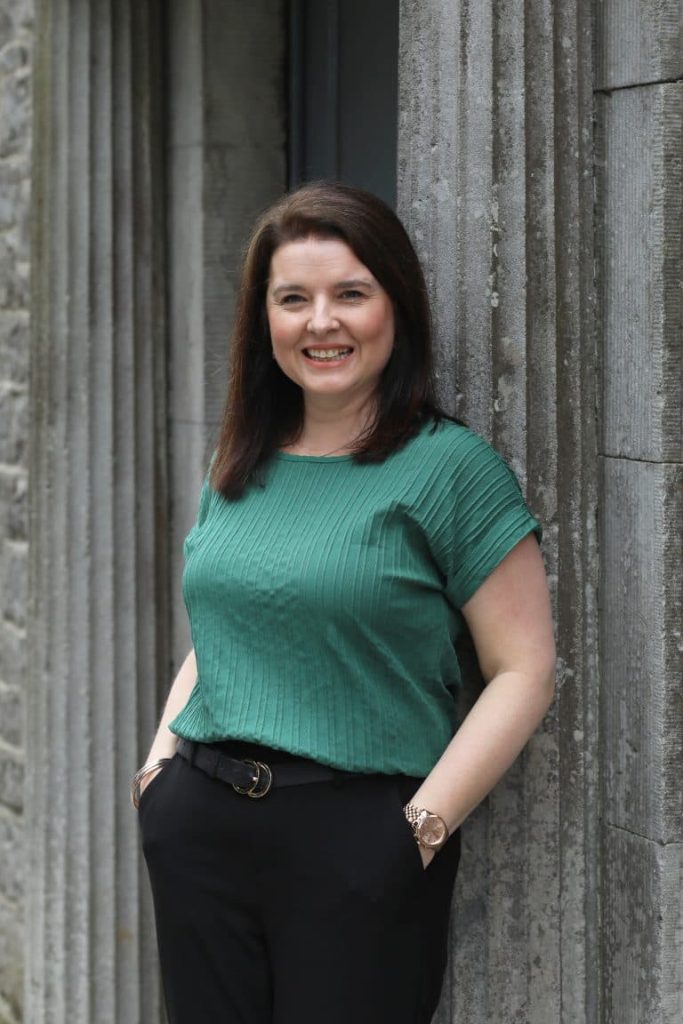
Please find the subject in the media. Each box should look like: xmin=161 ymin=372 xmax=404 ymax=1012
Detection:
xmin=271 ymin=283 xmax=305 ymax=297
xmin=336 ymin=278 xmax=376 ymax=290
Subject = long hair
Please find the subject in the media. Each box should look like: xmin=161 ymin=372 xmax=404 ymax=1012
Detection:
xmin=211 ymin=180 xmax=453 ymax=499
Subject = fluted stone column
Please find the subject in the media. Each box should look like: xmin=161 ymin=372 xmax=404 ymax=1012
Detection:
xmin=595 ymin=4 xmax=683 ymax=1021
xmin=27 ymin=2 xmax=167 ymax=1021
xmin=398 ymin=2 xmax=598 ymax=1021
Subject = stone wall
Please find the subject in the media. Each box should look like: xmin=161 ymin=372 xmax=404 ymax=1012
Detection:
xmin=0 ymin=0 xmax=32 ymax=1021
xmin=595 ymin=3 xmax=683 ymax=1021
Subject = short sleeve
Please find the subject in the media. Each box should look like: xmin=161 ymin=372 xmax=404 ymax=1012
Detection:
xmin=444 ymin=432 xmax=543 ymax=609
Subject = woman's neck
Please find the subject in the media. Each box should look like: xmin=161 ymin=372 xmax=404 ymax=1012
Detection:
xmin=281 ymin=395 xmax=376 ymax=457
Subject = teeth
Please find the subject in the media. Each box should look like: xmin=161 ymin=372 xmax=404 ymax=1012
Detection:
xmin=305 ymin=348 xmax=352 ymax=360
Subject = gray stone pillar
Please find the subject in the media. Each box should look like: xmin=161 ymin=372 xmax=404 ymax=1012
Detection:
xmin=595 ymin=4 xmax=683 ymax=1022
xmin=26 ymin=2 xmax=168 ymax=1021
xmin=397 ymin=2 xmax=598 ymax=1021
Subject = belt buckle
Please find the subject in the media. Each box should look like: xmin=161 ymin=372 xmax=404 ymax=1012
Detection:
xmin=232 ymin=758 xmax=273 ymax=799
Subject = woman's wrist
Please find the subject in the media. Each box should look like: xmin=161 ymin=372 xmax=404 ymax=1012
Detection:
xmin=130 ymin=757 xmax=172 ymax=809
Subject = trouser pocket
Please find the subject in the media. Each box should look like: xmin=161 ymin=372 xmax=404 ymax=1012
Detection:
xmin=137 ymin=754 xmax=177 ymax=813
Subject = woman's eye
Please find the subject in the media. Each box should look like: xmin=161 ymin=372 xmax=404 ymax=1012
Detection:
xmin=340 ymin=289 xmax=364 ymax=300
xmin=280 ymin=294 xmax=305 ymax=305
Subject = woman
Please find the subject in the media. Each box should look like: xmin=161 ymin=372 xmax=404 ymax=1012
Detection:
xmin=133 ymin=181 xmax=556 ymax=1024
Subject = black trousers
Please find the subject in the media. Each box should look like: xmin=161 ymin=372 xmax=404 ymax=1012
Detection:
xmin=139 ymin=739 xmax=461 ymax=1024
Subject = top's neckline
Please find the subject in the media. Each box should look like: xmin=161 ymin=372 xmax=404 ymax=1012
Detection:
xmin=275 ymin=451 xmax=354 ymax=463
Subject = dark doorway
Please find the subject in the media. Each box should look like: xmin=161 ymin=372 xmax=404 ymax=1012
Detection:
xmin=288 ymin=0 xmax=399 ymax=207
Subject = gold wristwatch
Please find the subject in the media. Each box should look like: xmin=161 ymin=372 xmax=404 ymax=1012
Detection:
xmin=403 ymin=803 xmax=449 ymax=850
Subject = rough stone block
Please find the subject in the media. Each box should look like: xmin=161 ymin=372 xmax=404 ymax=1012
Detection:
xmin=596 ymin=0 xmax=683 ymax=90
xmin=0 ymin=55 xmax=30 ymax=159
xmin=0 ymin=468 xmax=27 ymax=544
xmin=0 ymin=0 xmax=33 ymax=39
xmin=0 ymin=895 xmax=22 ymax=1024
xmin=596 ymin=85 xmax=683 ymax=461
xmin=0 ymin=313 xmax=29 ymax=386
xmin=0 ymin=156 xmax=27 ymax=232
xmin=601 ymin=457 xmax=683 ymax=843
xmin=0 ymin=686 xmax=21 ymax=748
xmin=0 ymin=540 xmax=26 ymax=630
xmin=0 ymin=469 xmax=27 ymax=549
xmin=603 ymin=828 xmax=683 ymax=1024
xmin=0 ymin=811 xmax=22 ymax=903
xmin=0 ymin=620 xmax=25 ymax=691
xmin=0 ymin=751 xmax=22 ymax=813
xmin=0 ymin=231 xmax=29 ymax=310
xmin=0 ymin=385 xmax=27 ymax=464
xmin=0 ymin=40 xmax=28 ymax=76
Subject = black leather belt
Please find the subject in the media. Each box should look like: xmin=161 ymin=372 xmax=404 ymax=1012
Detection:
xmin=176 ymin=738 xmax=360 ymax=798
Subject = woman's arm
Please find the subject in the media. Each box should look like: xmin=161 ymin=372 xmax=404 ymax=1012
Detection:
xmin=138 ymin=647 xmax=198 ymax=796
xmin=409 ymin=533 xmax=556 ymax=866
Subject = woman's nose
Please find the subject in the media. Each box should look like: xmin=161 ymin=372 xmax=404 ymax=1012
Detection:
xmin=307 ymin=300 xmax=339 ymax=334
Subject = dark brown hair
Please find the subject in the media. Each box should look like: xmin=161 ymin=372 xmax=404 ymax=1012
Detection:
xmin=211 ymin=180 xmax=452 ymax=499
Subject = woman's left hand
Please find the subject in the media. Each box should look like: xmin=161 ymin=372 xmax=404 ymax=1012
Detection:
xmin=418 ymin=845 xmax=436 ymax=870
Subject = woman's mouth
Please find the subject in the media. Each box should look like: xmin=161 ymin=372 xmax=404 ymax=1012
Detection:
xmin=303 ymin=347 xmax=354 ymax=363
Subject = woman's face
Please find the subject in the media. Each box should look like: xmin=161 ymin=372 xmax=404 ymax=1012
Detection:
xmin=266 ymin=236 xmax=395 ymax=409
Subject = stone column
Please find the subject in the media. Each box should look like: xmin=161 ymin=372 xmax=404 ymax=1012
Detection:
xmin=595 ymin=4 xmax=683 ymax=1022
xmin=397 ymin=2 xmax=598 ymax=1021
xmin=26 ymin=2 xmax=168 ymax=1021
xmin=0 ymin=1 xmax=33 ymax=1022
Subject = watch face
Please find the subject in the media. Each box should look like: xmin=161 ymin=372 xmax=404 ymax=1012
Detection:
xmin=418 ymin=813 xmax=448 ymax=848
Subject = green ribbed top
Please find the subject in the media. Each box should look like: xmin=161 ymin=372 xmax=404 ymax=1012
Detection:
xmin=169 ymin=420 xmax=542 ymax=775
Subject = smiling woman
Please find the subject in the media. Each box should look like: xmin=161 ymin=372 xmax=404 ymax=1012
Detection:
xmin=206 ymin=180 xmax=441 ymax=494
xmin=135 ymin=181 xmax=556 ymax=1024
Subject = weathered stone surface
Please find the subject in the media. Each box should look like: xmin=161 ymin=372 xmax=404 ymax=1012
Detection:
xmin=0 ymin=40 xmax=29 ymax=77
xmin=0 ymin=159 xmax=29 ymax=233
xmin=0 ymin=0 xmax=33 ymax=38
xmin=0 ymin=468 xmax=27 ymax=544
xmin=0 ymin=49 xmax=30 ymax=159
xmin=601 ymin=457 xmax=683 ymax=843
xmin=0 ymin=895 xmax=22 ymax=1024
xmin=0 ymin=752 xmax=22 ymax=813
xmin=0 ymin=686 xmax=21 ymax=749
xmin=603 ymin=828 xmax=683 ymax=1024
xmin=596 ymin=85 xmax=683 ymax=461
xmin=0 ymin=811 xmax=22 ymax=903
xmin=596 ymin=10 xmax=683 ymax=1014
xmin=0 ymin=384 xmax=27 ymax=463
xmin=596 ymin=0 xmax=683 ymax=90
xmin=0 ymin=1 xmax=31 ymax=1023
xmin=0 ymin=541 xmax=27 ymax=631
xmin=0 ymin=621 xmax=25 ymax=693
xmin=0 ymin=314 xmax=29 ymax=386
xmin=0 ymin=233 xmax=29 ymax=310
xmin=0 ymin=994 xmax=20 ymax=1024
